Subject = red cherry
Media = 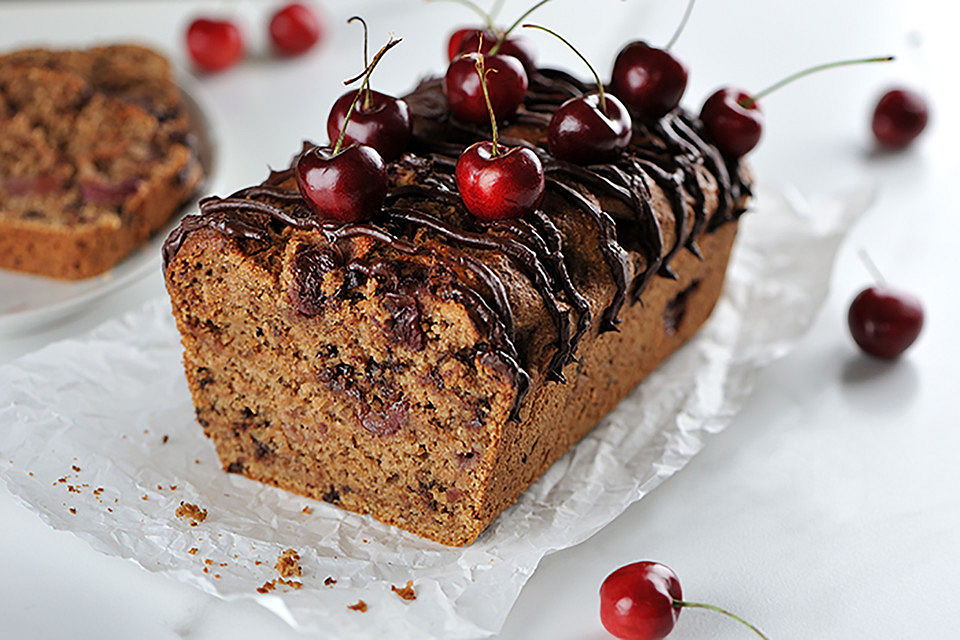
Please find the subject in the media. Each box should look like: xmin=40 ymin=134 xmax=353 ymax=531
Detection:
xmin=456 ymin=141 xmax=544 ymax=221
xmin=600 ymin=561 xmax=682 ymax=640
xmin=327 ymin=89 xmax=412 ymax=161
xmin=848 ymin=286 xmax=923 ymax=359
xmin=611 ymin=42 xmax=688 ymax=120
xmin=444 ymin=53 xmax=528 ymax=124
xmin=295 ymin=144 xmax=387 ymax=223
xmin=456 ymin=29 xmax=537 ymax=76
xmin=269 ymin=3 xmax=323 ymax=56
xmin=548 ymin=93 xmax=632 ymax=163
xmin=871 ymin=88 xmax=929 ymax=148
xmin=185 ymin=18 xmax=244 ymax=73
xmin=447 ymin=27 xmax=480 ymax=62
xmin=699 ymin=88 xmax=763 ymax=158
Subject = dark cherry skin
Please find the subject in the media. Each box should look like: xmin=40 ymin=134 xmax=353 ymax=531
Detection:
xmin=455 ymin=142 xmax=545 ymax=221
xmin=455 ymin=29 xmax=537 ymax=76
xmin=186 ymin=18 xmax=244 ymax=73
xmin=445 ymin=53 xmax=528 ymax=124
xmin=600 ymin=561 xmax=682 ymax=640
xmin=848 ymin=286 xmax=924 ymax=359
xmin=269 ymin=3 xmax=323 ymax=56
xmin=700 ymin=87 xmax=763 ymax=158
xmin=447 ymin=27 xmax=479 ymax=62
xmin=548 ymin=92 xmax=632 ymax=164
xmin=295 ymin=144 xmax=387 ymax=223
xmin=611 ymin=41 xmax=688 ymax=120
xmin=872 ymin=88 xmax=929 ymax=148
xmin=326 ymin=89 xmax=412 ymax=161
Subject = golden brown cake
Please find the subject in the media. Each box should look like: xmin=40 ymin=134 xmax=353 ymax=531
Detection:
xmin=163 ymin=69 xmax=751 ymax=546
xmin=0 ymin=45 xmax=203 ymax=279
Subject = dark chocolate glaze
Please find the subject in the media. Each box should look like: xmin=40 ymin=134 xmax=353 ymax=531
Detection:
xmin=163 ymin=67 xmax=748 ymax=413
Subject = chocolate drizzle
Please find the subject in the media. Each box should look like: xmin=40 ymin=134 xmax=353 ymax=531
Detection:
xmin=162 ymin=67 xmax=749 ymax=414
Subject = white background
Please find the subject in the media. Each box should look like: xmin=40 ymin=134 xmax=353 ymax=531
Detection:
xmin=1 ymin=0 xmax=958 ymax=638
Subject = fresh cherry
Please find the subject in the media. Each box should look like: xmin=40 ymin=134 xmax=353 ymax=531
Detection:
xmin=871 ymin=88 xmax=929 ymax=148
xmin=296 ymin=144 xmax=387 ymax=223
xmin=327 ymin=89 xmax=411 ymax=161
xmin=600 ymin=561 xmax=769 ymax=640
xmin=269 ymin=3 xmax=323 ymax=57
xmin=848 ymin=286 xmax=924 ymax=359
xmin=611 ymin=42 xmax=688 ymax=120
xmin=445 ymin=52 xmax=527 ymax=124
xmin=185 ymin=18 xmax=244 ymax=73
xmin=524 ymin=24 xmax=632 ymax=164
xmin=609 ymin=0 xmax=694 ymax=119
xmin=455 ymin=29 xmax=537 ymax=76
xmin=700 ymin=55 xmax=895 ymax=158
xmin=326 ymin=18 xmax=411 ymax=161
xmin=699 ymin=88 xmax=763 ymax=158
xmin=447 ymin=27 xmax=479 ymax=61
xmin=455 ymin=53 xmax=544 ymax=220
xmin=296 ymin=34 xmax=400 ymax=222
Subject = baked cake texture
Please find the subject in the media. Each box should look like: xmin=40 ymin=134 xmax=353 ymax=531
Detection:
xmin=0 ymin=44 xmax=204 ymax=279
xmin=163 ymin=69 xmax=751 ymax=546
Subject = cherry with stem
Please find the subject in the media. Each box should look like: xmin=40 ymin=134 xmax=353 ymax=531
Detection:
xmin=847 ymin=250 xmax=924 ymax=359
xmin=524 ymin=24 xmax=632 ymax=164
xmin=298 ymin=36 xmax=401 ymax=223
xmin=701 ymin=55 xmax=894 ymax=158
xmin=455 ymin=53 xmax=545 ymax=221
xmin=610 ymin=0 xmax=695 ymax=120
xmin=445 ymin=33 xmax=528 ymax=124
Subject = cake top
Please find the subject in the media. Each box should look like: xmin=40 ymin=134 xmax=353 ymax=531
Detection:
xmin=164 ymin=67 xmax=750 ymax=392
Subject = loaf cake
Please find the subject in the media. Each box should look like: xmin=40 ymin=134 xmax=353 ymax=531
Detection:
xmin=163 ymin=68 xmax=751 ymax=546
xmin=0 ymin=45 xmax=204 ymax=279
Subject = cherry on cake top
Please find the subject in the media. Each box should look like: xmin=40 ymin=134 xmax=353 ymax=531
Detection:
xmin=600 ymin=561 xmax=769 ymax=640
xmin=326 ymin=17 xmax=412 ymax=161
xmin=455 ymin=53 xmax=545 ymax=221
xmin=269 ymin=3 xmax=324 ymax=56
xmin=185 ymin=17 xmax=244 ymax=73
xmin=524 ymin=24 xmax=632 ymax=165
xmin=445 ymin=47 xmax=528 ymax=124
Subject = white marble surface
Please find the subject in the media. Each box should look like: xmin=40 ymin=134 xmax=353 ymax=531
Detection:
xmin=1 ymin=1 xmax=958 ymax=638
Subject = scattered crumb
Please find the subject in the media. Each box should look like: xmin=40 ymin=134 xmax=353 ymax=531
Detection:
xmin=68 ymin=507 xmax=77 ymax=515
xmin=169 ymin=485 xmax=178 ymax=491
xmin=67 ymin=485 xmax=80 ymax=494
xmin=301 ymin=506 xmax=312 ymax=515
xmin=188 ymin=548 xmax=198 ymax=555
xmin=391 ymin=580 xmax=416 ymax=601
xmin=275 ymin=549 xmax=302 ymax=578
xmin=347 ymin=600 xmax=368 ymax=613
xmin=57 ymin=477 xmax=67 ymax=484
xmin=157 ymin=485 xmax=164 ymax=491
xmin=141 ymin=495 xmax=148 ymax=501
xmin=254 ymin=561 xmax=262 ymax=566
xmin=194 ymin=459 xmax=200 ymax=464
xmin=162 ymin=435 xmax=169 ymax=444
xmin=219 ymin=562 xmax=227 ymax=567
xmin=28 ymin=472 xmax=33 ymax=477
xmin=204 ymin=559 xmax=213 ymax=566
xmin=71 ymin=465 xmax=81 ymax=472
xmin=176 ymin=501 xmax=207 ymax=526
xmin=106 ymin=508 xmax=113 ymax=513
xmin=256 ymin=578 xmax=302 ymax=594
xmin=214 ymin=574 xmax=221 ymax=579
xmin=203 ymin=567 xmax=209 ymax=574
xmin=93 ymin=488 xmax=103 ymax=496
xmin=324 ymin=576 xmax=337 ymax=586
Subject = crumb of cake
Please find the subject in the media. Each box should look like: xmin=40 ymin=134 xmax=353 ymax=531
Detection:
xmin=169 ymin=485 xmax=178 ymax=490
xmin=157 ymin=484 xmax=164 ymax=491
xmin=71 ymin=465 xmax=81 ymax=472
xmin=324 ymin=576 xmax=337 ymax=586
xmin=254 ymin=561 xmax=262 ymax=566
xmin=301 ymin=506 xmax=312 ymax=514
xmin=162 ymin=435 xmax=169 ymax=443
xmin=214 ymin=574 xmax=221 ymax=579
xmin=391 ymin=580 xmax=416 ymax=601
xmin=141 ymin=495 xmax=148 ymax=501
xmin=256 ymin=578 xmax=302 ymax=594
xmin=275 ymin=548 xmax=302 ymax=578
xmin=68 ymin=507 xmax=77 ymax=514
xmin=57 ymin=477 xmax=67 ymax=484
xmin=203 ymin=567 xmax=209 ymax=574
xmin=204 ymin=559 xmax=213 ymax=566
xmin=175 ymin=501 xmax=207 ymax=526
xmin=188 ymin=548 xmax=198 ymax=555
xmin=256 ymin=580 xmax=276 ymax=594
xmin=106 ymin=508 xmax=113 ymax=513
xmin=347 ymin=600 xmax=368 ymax=612
xmin=28 ymin=472 xmax=33 ymax=477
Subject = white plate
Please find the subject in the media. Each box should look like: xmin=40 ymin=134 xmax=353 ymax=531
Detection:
xmin=0 ymin=86 xmax=216 ymax=334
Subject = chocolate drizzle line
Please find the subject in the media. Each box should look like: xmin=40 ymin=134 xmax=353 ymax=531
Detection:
xmin=162 ymin=67 xmax=748 ymax=413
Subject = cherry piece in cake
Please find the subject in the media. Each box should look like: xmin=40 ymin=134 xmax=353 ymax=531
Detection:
xmin=186 ymin=18 xmax=244 ymax=73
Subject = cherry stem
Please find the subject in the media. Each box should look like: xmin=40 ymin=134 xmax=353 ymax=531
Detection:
xmin=335 ymin=36 xmax=403 ymax=154
xmin=665 ymin=0 xmax=696 ymax=50
xmin=858 ymin=249 xmax=888 ymax=287
xmin=469 ymin=52 xmax=500 ymax=156
xmin=741 ymin=55 xmax=895 ymax=107
xmin=673 ymin=600 xmax=770 ymax=640
xmin=523 ymin=23 xmax=606 ymax=113
xmin=491 ymin=0 xmax=555 ymax=55
xmin=426 ymin=0 xmax=495 ymax=29
xmin=347 ymin=16 xmax=372 ymax=110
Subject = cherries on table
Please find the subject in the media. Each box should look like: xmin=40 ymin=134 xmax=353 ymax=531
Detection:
xmin=185 ymin=18 xmax=244 ymax=73
xmin=872 ymin=88 xmax=929 ymax=148
xmin=269 ymin=2 xmax=324 ymax=57
xmin=848 ymin=286 xmax=924 ymax=359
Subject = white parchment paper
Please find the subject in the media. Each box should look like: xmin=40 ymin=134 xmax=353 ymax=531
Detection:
xmin=0 ymin=187 xmax=872 ymax=639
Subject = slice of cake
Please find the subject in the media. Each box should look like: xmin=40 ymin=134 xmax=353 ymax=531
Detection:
xmin=163 ymin=68 xmax=750 ymax=546
xmin=0 ymin=45 xmax=203 ymax=279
